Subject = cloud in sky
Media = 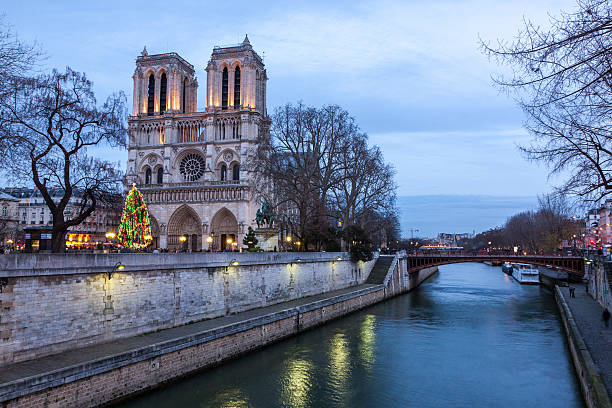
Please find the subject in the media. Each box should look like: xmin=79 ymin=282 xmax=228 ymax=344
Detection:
xmin=3 ymin=0 xmax=578 ymax=199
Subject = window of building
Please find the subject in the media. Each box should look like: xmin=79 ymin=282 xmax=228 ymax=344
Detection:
xmin=232 ymin=164 xmax=240 ymax=181
xmin=145 ymin=168 xmax=152 ymax=184
xmin=234 ymin=66 xmax=240 ymax=107
xmin=147 ymin=74 xmax=155 ymax=116
xmin=160 ymin=73 xmax=167 ymax=114
xmin=157 ymin=167 xmax=163 ymax=184
xmin=221 ymin=164 xmax=227 ymax=181
xmin=222 ymin=67 xmax=228 ymax=109
xmin=182 ymin=78 xmax=187 ymax=113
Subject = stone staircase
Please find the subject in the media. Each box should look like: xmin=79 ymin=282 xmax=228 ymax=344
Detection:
xmin=365 ymin=255 xmax=395 ymax=284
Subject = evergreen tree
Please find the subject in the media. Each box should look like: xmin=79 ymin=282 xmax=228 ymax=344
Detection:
xmin=117 ymin=185 xmax=152 ymax=249
xmin=243 ymin=226 xmax=258 ymax=250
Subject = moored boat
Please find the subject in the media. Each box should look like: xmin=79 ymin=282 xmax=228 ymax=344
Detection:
xmin=511 ymin=263 xmax=540 ymax=285
xmin=501 ymin=262 xmax=513 ymax=275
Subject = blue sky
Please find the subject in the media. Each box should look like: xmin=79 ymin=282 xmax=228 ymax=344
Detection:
xmin=3 ymin=0 xmax=579 ymax=236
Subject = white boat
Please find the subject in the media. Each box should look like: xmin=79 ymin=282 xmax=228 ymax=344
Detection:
xmin=511 ymin=263 xmax=540 ymax=285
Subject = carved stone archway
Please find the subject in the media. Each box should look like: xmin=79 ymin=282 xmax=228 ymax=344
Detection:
xmin=210 ymin=208 xmax=238 ymax=251
xmin=167 ymin=205 xmax=202 ymax=251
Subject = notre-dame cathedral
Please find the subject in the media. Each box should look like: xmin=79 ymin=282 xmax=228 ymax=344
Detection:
xmin=125 ymin=35 xmax=269 ymax=251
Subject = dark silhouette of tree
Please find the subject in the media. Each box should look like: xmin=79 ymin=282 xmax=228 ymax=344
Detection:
xmin=0 ymin=68 xmax=127 ymax=252
xmin=483 ymin=0 xmax=612 ymax=200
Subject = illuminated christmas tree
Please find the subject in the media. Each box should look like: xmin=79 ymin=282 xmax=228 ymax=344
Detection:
xmin=117 ymin=184 xmax=152 ymax=249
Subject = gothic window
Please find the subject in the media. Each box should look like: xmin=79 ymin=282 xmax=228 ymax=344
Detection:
xmin=222 ymin=67 xmax=228 ymax=109
xmin=234 ymin=66 xmax=240 ymax=107
xmin=179 ymin=153 xmax=205 ymax=181
xmin=221 ymin=164 xmax=227 ymax=181
xmin=147 ymin=74 xmax=155 ymax=116
xmin=157 ymin=167 xmax=163 ymax=184
xmin=182 ymin=78 xmax=187 ymax=113
xmin=232 ymin=164 xmax=240 ymax=181
xmin=145 ymin=168 xmax=152 ymax=184
xmin=160 ymin=73 xmax=167 ymax=114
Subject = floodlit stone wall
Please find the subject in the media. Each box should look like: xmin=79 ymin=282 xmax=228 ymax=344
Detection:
xmin=0 ymin=252 xmax=375 ymax=366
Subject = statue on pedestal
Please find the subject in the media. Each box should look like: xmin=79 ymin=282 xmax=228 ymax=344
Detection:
xmin=254 ymin=201 xmax=278 ymax=251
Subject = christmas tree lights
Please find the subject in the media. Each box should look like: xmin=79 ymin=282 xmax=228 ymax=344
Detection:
xmin=117 ymin=184 xmax=152 ymax=249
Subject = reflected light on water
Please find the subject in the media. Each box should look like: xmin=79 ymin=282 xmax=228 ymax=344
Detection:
xmin=212 ymin=388 xmax=250 ymax=408
xmin=280 ymin=358 xmax=314 ymax=408
xmin=358 ymin=314 xmax=376 ymax=370
xmin=328 ymin=332 xmax=350 ymax=402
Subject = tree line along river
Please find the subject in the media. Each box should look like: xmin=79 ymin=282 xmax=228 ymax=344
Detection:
xmin=116 ymin=262 xmax=583 ymax=408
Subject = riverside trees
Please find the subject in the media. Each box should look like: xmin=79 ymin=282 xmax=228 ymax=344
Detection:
xmin=483 ymin=0 xmax=612 ymax=200
xmin=253 ymin=103 xmax=398 ymax=251
xmin=0 ymin=67 xmax=127 ymax=252
xmin=0 ymin=20 xmax=128 ymax=252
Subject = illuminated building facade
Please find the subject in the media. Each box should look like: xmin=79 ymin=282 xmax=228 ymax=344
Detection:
xmin=126 ymin=36 xmax=269 ymax=251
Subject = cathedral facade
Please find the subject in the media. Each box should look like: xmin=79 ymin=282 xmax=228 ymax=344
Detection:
xmin=125 ymin=36 xmax=269 ymax=251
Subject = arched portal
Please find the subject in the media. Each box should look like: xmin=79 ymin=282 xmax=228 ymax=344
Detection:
xmin=167 ymin=205 xmax=202 ymax=251
xmin=210 ymin=208 xmax=238 ymax=251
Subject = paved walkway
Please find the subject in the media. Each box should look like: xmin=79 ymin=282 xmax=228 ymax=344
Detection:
xmin=560 ymin=284 xmax=612 ymax=400
xmin=0 ymin=283 xmax=380 ymax=388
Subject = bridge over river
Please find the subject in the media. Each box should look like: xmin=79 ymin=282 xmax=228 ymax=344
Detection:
xmin=404 ymin=253 xmax=585 ymax=277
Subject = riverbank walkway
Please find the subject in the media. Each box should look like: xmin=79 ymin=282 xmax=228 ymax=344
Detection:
xmin=559 ymin=284 xmax=612 ymax=402
xmin=0 ymin=283 xmax=382 ymax=403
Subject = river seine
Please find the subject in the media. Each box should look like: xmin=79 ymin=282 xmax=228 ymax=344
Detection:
xmin=117 ymin=262 xmax=583 ymax=408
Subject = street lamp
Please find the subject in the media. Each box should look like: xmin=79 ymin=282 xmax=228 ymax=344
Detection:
xmin=108 ymin=262 xmax=125 ymax=280
xmin=179 ymin=235 xmax=187 ymax=243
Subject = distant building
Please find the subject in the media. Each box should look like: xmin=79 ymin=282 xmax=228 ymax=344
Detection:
xmin=437 ymin=232 xmax=474 ymax=246
xmin=0 ymin=191 xmax=20 ymax=248
xmin=2 ymin=187 xmax=122 ymax=249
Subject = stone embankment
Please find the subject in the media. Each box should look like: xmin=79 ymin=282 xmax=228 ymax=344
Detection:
xmin=555 ymin=284 xmax=612 ymax=408
xmin=0 ymin=251 xmax=437 ymax=407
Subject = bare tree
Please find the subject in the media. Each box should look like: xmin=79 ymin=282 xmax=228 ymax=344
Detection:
xmin=0 ymin=68 xmax=127 ymax=252
xmin=483 ymin=0 xmax=612 ymax=200
xmin=253 ymin=102 xmax=398 ymax=250
xmin=0 ymin=17 xmax=41 ymax=153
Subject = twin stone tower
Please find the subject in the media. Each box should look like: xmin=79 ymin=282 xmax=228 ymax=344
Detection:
xmin=126 ymin=36 xmax=271 ymax=252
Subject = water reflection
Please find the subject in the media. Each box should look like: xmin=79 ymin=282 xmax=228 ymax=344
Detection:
xmin=280 ymin=358 xmax=313 ymax=408
xmin=116 ymin=263 xmax=583 ymax=408
xmin=358 ymin=314 xmax=376 ymax=370
xmin=328 ymin=332 xmax=350 ymax=404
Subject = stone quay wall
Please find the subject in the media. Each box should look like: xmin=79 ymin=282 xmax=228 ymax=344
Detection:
xmin=0 ymin=252 xmax=375 ymax=367
xmin=2 ymin=254 xmax=437 ymax=408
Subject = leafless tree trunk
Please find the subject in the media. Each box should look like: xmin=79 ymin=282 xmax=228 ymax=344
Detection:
xmin=0 ymin=68 xmax=127 ymax=252
xmin=482 ymin=0 xmax=612 ymax=201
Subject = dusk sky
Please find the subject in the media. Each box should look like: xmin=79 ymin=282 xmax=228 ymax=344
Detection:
xmin=3 ymin=0 xmax=579 ymax=236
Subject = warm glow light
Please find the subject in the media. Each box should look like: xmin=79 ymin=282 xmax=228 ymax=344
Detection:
xmin=105 ymin=232 xmax=116 ymax=239
xmin=206 ymin=236 xmax=213 ymax=243
xmin=144 ymin=234 xmax=153 ymax=241
xmin=117 ymin=264 xmax=125 ymax=271
xmin=6 ymin=239 xmax=13 ymax=244
xmin=231 ymin=259 xmax=239 ymax=266
xmin=179 ymin=235 xmax=187 ymax=242
xmin=227 ymin=238 xmax=233 ymax=244
xmin=296 ymin=241 xmax=301 ymax=246
xmin=286 ymin=236 xmax=292 ymax=243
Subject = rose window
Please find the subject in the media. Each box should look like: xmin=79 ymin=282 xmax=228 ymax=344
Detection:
xmin=180 ymin=154 xmax=205 ymax=181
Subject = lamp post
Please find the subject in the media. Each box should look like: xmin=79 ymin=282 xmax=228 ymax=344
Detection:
xmin=108 ymin=262 xmax=125 ymax=280
xmin=179 ymin=235 xmax=187 ymax=251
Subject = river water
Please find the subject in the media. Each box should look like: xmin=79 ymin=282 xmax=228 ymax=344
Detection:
xmin=117 ymin=263 xmax=583 ymax=408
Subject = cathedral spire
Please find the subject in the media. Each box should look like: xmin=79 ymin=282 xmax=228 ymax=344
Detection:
xmin=141 ymin=46 xmax=148 ymax=57
xmin=242 ymin=34 xmax=250 ymax=45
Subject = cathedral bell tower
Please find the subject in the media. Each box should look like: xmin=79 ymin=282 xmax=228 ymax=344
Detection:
xmin=205 ymin=35 xmax=267 ymax=116
xmin=132 ymin=48 xmax=198 ymax=116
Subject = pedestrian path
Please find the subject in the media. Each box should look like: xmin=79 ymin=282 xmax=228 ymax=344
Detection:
xmin=560 ymin=284 xmax=612 ymax=401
